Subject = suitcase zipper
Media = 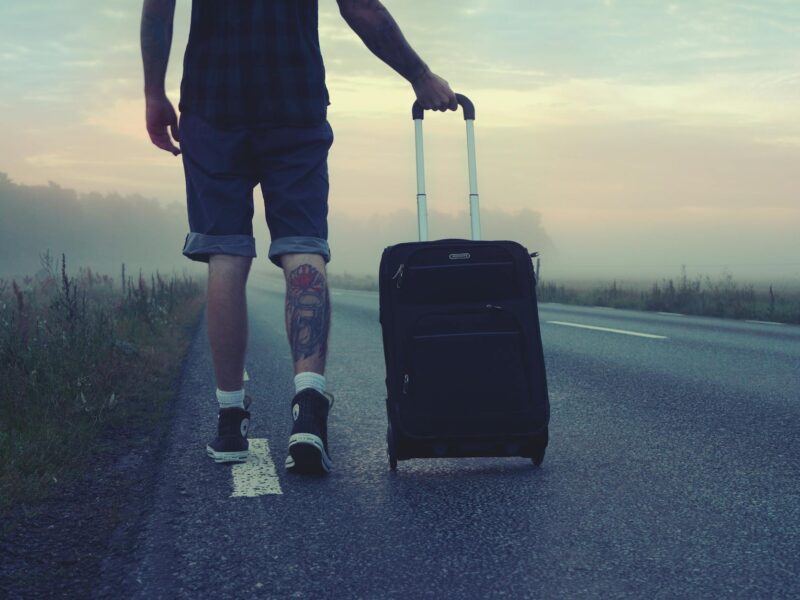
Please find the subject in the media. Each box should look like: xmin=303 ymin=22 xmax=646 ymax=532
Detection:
xmin=392 ymin=264 xmax=405 ymax=289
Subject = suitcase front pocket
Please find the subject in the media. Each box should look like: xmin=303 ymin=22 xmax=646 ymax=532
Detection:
xmin=403 ymin=262 xmax=517 ymax=304
xmin=395 ymin=243 xmax=520 ymax=304
xmin=400 ymin=309 xmax=532 ymax=438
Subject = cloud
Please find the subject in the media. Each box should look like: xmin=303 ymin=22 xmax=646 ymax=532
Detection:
xmin=460 ymin=0 xmax=491 ymax=17
xmin=324 ymin=70 xmax=800 ymax=134
xmin=101 ymin=8 xmax=130 ymax=20
xmin=755 ymin=136 xmax=800 ymax=148
xmin=24 ymin=153 xmax=165 ymax=169
xmin=64 ymin=59 xmax=103 ymax=68
xmin=85 ymin=97 xmax=150 ymax=141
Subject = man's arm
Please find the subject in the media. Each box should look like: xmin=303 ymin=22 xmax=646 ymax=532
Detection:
xmin=337 ymin=0 xmax=457 ymax=112
xmin=141 ymin=0 xmax=180 ymax=155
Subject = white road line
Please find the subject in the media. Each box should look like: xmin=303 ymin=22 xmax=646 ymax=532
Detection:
xmin=745 ymin=320 xmax=785 ymax=326
xmin=658 ymin=311 xmax=685 ymax=317
xmin=546 ymin=321 xmax=668 ymax=339
xmin=231 ymin=439 xmax=283 ymax=497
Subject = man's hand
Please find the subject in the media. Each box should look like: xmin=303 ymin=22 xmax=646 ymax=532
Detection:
xmin=338 ymin=1 xmax=457 ymax=112
xmin=412 ymin=70 xmax=458 ymax=112
xmin=146 ymin=94 xmax=181 ymax=155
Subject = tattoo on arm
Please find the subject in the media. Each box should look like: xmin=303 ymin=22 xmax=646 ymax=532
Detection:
xmin=339 ymin=0 xmax=429 ymax=83
xmin=285 ymin=264 xmax=330 ymax=362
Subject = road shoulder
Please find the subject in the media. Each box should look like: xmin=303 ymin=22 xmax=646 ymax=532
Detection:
xmin=0 ymin=315 xmax=206 ymax=600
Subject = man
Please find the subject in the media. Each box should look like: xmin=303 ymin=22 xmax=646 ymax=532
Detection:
xmin=141 ymin=0 xmax=456 ymax=474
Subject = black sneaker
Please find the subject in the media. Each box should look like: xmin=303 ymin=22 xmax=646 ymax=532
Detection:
xmin=285 ymin=388 xmax=334 ymax=474
xmin=206 ymin=396 xmax=252 ymax=464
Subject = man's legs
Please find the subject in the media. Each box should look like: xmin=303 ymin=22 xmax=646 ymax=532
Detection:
xmin=281 ymin=252 xmax=334 ymax=474
xmin=253 ymin=118 xmax=335 ymax=473
xmin=204 ymin=254 xmax=254 ymax=464
xmin=207 ymin=254 xmax=252 ymax=391
xmin=178 ymin=112 xmax=258 ymax=463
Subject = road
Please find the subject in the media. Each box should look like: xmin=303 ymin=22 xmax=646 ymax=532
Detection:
xmin=110 ymin=279 xmax=800 ymax=599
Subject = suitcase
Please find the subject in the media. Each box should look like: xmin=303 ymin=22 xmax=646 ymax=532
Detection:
xmin=378 ymin=94 xmax=550 ymax=470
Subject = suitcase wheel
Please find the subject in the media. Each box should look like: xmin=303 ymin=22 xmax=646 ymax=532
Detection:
xmin=530 ymin=445 xmax=546 ymax=467
xmin=387 ymin=422 xmax=398 ymax=471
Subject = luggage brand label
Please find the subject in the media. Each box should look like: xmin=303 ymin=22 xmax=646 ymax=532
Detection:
xmin=449 ymin=252 xmax=471 ymax=260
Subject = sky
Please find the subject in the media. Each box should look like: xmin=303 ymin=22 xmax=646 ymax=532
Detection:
xmin=0 ymin=0 xmax=799 ymax=280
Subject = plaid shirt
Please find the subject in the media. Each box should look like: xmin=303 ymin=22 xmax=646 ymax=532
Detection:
xmin=179 ymin=0 xmax=329 ymax=129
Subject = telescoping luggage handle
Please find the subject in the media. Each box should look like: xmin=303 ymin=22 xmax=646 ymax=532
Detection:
xmin=411 ymin=93 xmax=480 ymax=242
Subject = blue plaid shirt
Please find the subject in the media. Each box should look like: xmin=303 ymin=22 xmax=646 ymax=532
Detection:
xmin=179 ymin=0 xmax=329 ymax=129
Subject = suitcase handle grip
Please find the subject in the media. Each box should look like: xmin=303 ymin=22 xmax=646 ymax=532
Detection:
xmin=412 ymin=93 xmax=480 ymax=242
xmin=411 ymin=93 xmax=475 ymax=121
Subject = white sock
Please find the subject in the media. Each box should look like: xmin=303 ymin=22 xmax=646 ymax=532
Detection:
xmin=216 ymin=388 xmax=245 ymax=410
xmin=294 ymin=372 xmax=326 ymax=395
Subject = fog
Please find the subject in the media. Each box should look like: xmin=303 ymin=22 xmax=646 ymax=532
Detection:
xmin=0 ymin=173 xmax=551 ymax=282
xmin=1 ymin=172 xmax=797 ymax=288
xmin=326 ymin=205 xmax=553 ymax=277
xmin=0 ymin=173 xmax=196 ymax=280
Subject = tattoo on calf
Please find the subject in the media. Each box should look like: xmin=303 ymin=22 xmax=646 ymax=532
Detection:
xmin=285 ymin=264 xmax=330 ymax=362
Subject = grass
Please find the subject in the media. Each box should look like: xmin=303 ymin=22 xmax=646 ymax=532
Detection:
xmin=537 ymin=268 xmax=800 ymax=324
xmin=0 ymin=251 xmax=204 ymax=512
xmin=326 ymin=267 xmax=800 ymax=325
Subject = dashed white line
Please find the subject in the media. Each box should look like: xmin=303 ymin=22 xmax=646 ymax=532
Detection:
xmin=745 ymin=320 xmax=785 ymax=326
xmin=231 ymin=439 xmax=283 ymax=497
xmin=546 ymin=321 xmax=668 ymax=339
xmin=658 ymin=311 xmax=685 ymax=317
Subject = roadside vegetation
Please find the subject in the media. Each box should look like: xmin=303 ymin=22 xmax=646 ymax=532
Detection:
xmin=0 ymin=252 xmax=204 ymax=512
xmin=537 ymin=268 xmax=800 ymax=324
xmin=326 ymin=268 xmax=800 ymax=325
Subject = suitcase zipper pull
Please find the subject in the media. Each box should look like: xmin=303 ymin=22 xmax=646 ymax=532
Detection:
xmin=402 ymin=373 xmax=409 ymax=394
xmin=392 ymin=264 xmax=405 ymax=289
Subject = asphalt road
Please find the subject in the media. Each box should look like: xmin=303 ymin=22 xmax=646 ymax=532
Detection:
xmin=110 ymin=280 xmax=800 ymax=599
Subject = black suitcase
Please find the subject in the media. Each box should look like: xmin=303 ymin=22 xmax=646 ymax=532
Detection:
xmin=379 ymin=94 xmax=550 ymax=470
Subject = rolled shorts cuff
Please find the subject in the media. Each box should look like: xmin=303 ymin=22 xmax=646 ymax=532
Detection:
xmin=268 ymin=236 xmax=331 ymax=268
xmin=182 ymin=232 xmax=257 ymax=263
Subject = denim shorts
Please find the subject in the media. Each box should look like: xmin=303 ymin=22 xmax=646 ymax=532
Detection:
xmin=178 ymin=112 xmax=333 ymax=267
